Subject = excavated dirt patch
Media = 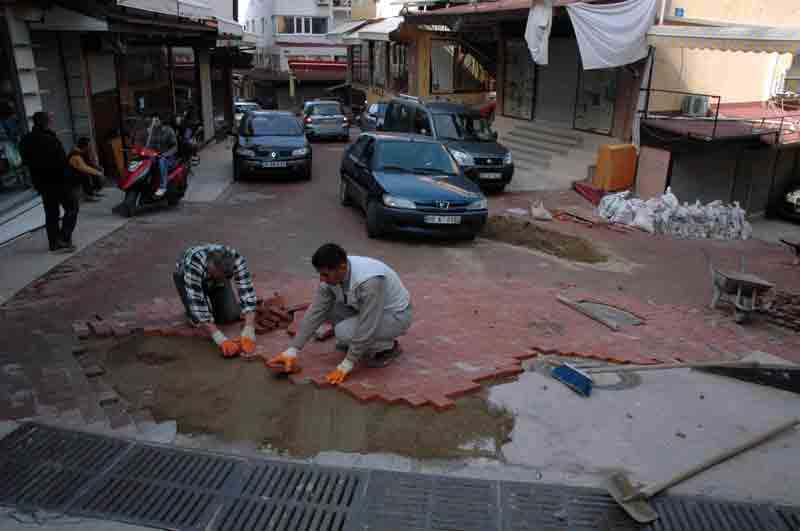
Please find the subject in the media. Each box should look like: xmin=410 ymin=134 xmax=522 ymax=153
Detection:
xmin=99 ymin=335 xmax=515 ymax=460
xmin=482 ymin=215 xmax=607 ymax=263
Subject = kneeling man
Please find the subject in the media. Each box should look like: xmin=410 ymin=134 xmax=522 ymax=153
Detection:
xmin=270 ymin=243 xmax=412 ymax=384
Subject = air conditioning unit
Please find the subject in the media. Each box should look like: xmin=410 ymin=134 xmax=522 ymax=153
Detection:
xmin=682 ymin=95 xmax=710 ymax=117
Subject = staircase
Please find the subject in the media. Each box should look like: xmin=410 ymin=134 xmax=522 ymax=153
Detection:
xmin=499 ymin=121 xmax=609 ymax=192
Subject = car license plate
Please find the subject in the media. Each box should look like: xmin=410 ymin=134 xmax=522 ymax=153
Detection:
xmin=260 ymin=161 xmax=286 ymax=168
xmin=481 ymin=172 xmax=503 ymax=180
xmin=424 ymin=215 xmax=461 ymax=225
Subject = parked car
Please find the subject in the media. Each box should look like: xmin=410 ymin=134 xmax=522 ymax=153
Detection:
xmin=381 ymin=96 xmax=513 ymax=191
xmin=302 ymin=99 xmax=350 ymax=141
xmin=233 ymin=111 xmax=312 ymax=181
xmin=359 ymin=101 xmax=389 ymax=131
xmin=339 ymin=132 xmax=488 ymax=239
xmin=234 ymin=101 xmax=261 ymax=129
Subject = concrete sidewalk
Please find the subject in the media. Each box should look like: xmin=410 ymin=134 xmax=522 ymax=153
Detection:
xmin=0 ymin=140 xmax=232 ymax=305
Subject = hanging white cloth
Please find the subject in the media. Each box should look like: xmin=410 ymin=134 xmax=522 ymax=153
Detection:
xmin=566 ymin=0 xmax=657 ymax=70
xmin=525 ymin=0 xmax=553 ymax=65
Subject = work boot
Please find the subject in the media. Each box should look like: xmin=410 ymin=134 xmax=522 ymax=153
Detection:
xmin=366 ymin=341 xmax=402 ymax=368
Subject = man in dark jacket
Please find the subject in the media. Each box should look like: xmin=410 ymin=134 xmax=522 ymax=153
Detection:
xmin=19 ymin=112 xmax=79 ymax=252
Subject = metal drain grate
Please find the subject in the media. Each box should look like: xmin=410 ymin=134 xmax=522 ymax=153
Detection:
xmin=357 ymin=472 xmax=499 ymax=531
xmin=502 ymin=483 xmax=638 ymax=531
xmin=213 ymin=463 xmax=364 ymax=531
xmin=0 ymin=423 xmax=129 ymax=511
xmin=647 ymin=496 xmax=789 ymax=530
xmin=72 ymin=445 xmax=240 ymax=529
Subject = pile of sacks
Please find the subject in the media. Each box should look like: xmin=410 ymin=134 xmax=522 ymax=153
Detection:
xmin=598 ymin=188 xmax=752 ymax=240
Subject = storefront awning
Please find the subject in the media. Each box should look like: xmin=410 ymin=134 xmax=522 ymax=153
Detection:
xmin=328 ymin=20 xmax=370 ymax=38
xmin=215 ymin=16 xmax=244 ymax=38
xmin=346 ymin=17 xmax=404 ymax=43
xmin=647 ymin=25 xmax=800 ymax=54
xmin=116 ymin=0 xmax=214 ymax=19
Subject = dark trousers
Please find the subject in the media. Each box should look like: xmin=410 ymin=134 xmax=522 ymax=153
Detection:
xmin=172 ymin=272 xmax=241 ymax=325
xmin=41 ymin=187 xmax=79 ymax=249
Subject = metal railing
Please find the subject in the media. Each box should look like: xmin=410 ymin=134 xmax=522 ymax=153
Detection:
xmin=639 ymin=88 xmax=800 ymax=144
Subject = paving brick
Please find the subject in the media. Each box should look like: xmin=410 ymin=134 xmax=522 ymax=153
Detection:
xmin=88 ymin=320 xmax=113 ymax=338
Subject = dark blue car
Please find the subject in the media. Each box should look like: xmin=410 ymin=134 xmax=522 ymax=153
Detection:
xmin=339 ymin=133 xmax=488 ymax=239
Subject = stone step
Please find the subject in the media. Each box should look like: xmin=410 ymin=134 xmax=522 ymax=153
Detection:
xmin=506 ymin=131 xmax=572 ymax=155
xmin=508 ymin=127 xmax=582 ymax=149
xmin=501 ymin=137 xmax=555 ymax=161
xmin=511 ymin=151 xmax=551 ymax=171
xmin=512 ymin=121 xmax=585 ymax=144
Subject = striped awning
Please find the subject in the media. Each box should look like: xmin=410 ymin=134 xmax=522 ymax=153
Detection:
xmin=648 ymin=25 xmax=800 ymax=54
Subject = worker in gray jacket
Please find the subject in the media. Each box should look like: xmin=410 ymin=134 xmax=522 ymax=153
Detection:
xmin=269 ymin=243 xmax=412 ymax=384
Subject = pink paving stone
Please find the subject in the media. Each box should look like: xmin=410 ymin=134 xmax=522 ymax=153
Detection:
xmin=72 ymin=322 xmax=90 ymax=339
xmin=94 ymin=274 xmax=800 ymax=410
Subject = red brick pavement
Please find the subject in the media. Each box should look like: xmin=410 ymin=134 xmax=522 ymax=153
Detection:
xmin=75 ymin=274 xmax=800 ymax=411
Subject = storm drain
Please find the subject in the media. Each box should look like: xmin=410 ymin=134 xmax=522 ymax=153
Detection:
xmin=72 ymin=445 xmax=241 ymax=530
xmin=212 ymin=463 xmax=364 ymax=531
xmin=0 ymin=423 xmax=127 ymax=511
xmin=0 ymin=423 xmax=798 ymax=531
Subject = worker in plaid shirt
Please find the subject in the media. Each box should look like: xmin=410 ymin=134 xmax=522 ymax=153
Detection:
xmin=173 ymin=244 xmax=258 ymax=358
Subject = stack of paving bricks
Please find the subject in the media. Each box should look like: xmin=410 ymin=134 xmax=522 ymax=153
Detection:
xmin=765 ymin=290 xmax=800 ymax=332
xmin=255 ymin=293 xmax=303 ymax=335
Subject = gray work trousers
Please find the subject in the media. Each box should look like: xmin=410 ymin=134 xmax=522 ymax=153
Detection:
xmin=327 ymin=303 xmax=412 ymax=359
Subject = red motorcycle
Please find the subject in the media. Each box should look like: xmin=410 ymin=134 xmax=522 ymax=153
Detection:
xmin=113 ymin=145 xmax=189 ymax=218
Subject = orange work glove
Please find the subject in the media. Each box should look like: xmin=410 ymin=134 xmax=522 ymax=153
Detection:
xmin=266 ymin=348 xmax=298 ymax=373
xmin=238 ymin=324 xmax=257 ymax=355
xmin=212 ymin=330 xmax=241 ymax=358
xmin=325 ymin=358 xmax=354 ymax=385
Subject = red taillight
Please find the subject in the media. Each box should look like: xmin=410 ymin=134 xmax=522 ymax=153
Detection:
xmin=304 ymin=116 xmax=312 ymax=124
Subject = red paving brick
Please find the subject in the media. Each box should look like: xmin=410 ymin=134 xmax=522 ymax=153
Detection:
xmin=75 ymin=274 xmax=800 ymax=410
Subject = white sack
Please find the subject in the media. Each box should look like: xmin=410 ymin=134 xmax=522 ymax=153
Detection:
xmin=566 ymin=0 xmax=657 ymax=70
xmin=525 ymin=0 xmax=553 ymax=65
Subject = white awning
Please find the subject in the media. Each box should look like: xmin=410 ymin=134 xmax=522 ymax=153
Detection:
xmin=345 ymin=17 xmax=404 ymax=43
xmin=215 ymin=16 xmax=244 ymax=38
xmin=328 ymin=20 xmax=370 ymax=37
xmin=116 ymin=0 xmax=213 ymax=19
xmin=648 ymin=24 xmax=800 ymax=54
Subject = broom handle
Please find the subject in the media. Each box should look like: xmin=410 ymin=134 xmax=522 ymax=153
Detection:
xmin=586 ymin=360 xmax=760 ymax=374
xmin=639 ymin=418 xmax=800 ymax=499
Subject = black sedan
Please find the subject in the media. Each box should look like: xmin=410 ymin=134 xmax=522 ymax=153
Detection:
xmin=339 ymin=133 xmax=488 ymax=239
xmin=233 ymin=111 xmax=312 ymax=181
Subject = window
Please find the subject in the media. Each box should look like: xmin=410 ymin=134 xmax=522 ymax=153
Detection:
xmin=275 ymin=16 xmax=328 ymax=35
xmin=390 ymin=43 xmax=409 ymax=93
xmin=432 ymin=113 xmax=495 ymax=141
xmin=384 ymin=102 xmax=413 ymax=132
xmin=430 ymin=40 xmax=491 ymax=94
xmin=352 ymin=43 xmax=370 ymax=84
xmin=261 ymin=18 xmax=265 ymax=35
xmin=375 ymin=141 xmax=458 ymax=175
xmin=307 ymin=102 xmax=342 ymax=116
xmin=373 ymin=42 xmax=387 ymax=87
xmin=242 ymin=114 xmax=303 ymax=136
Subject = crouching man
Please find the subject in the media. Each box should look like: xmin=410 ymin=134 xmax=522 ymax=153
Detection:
xmin=270 ymin=243 xmax=412 ymax=384
xmin=173 ymin=244 xmax=258 ymax=357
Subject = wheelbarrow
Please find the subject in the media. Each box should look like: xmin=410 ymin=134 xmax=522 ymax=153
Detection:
xmin=707 ymin=254 xmax=774 ymax=324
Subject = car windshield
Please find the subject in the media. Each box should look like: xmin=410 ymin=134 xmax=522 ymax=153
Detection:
xmin=236 ymin=103 xmax=259 ymax=113
xmin=376 ymin=141 xmax=458 ymax=175
xmin=242 ymin=115 xmax=302 ymax=136
xmin=433 ymin=113 xmax=496 ymax=141
xmin=370 ymin=103 xmax=388 ymax=116
xmin=309 ymin=103 xmax=341 ymax=116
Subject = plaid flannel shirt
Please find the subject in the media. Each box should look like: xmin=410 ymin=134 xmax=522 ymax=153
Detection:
xmin=176 ymin=244 xmax=257 ymax=323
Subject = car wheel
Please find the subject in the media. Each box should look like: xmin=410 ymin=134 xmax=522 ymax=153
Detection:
xmin=366 ymin=200 xmax=384 ymax=239
xmin=302 ymin=162 xmax=312 ymax=181
xmin=120 ymin=189 xmax=139 ymax=218
xmin=339 ymin=175 xmax=352 ymax=206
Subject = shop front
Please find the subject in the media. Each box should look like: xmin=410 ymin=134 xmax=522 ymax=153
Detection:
xmin=0 ymin=11 xmax=30 ymax=205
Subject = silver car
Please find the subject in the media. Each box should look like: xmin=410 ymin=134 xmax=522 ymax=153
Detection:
xmin=302 ymin=100 xmax=350 ymax=141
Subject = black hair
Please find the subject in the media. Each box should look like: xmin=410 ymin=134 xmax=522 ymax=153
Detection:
xmin=311 ymin=243 xmax=348 ymax=270
xmin=77 ymin=137 xmax=91 ymax=148
xmin=207 ymin=249 xmax=236 ymax=278
xmin=32 ymin=111 xmax=49 ymax=128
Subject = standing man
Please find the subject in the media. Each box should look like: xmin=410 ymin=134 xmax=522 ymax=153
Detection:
xmin=174 ymin=244 xmax=258 ymax=358
xmin=144 ymin=113 xmax=177 ymax=197
xmin=19 ymin=112 xmax=79 ymax=253
xmin=270 ymin=243 xmax=413 ymax=384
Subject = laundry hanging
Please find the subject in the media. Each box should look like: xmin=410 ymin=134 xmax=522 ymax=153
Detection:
xmin=525 ymin=0 xmax=553 ymax=65
xmin=566 ymin=0 xmax=657 ymax=70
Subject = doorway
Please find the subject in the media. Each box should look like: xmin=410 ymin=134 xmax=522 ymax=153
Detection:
xmin=502 ymin=39 xmax=534 ymax=120
xmin=534 ymin=38 xmax=580 ymax=126
xmin=574 ymin=67 xmax=617 ymax=135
